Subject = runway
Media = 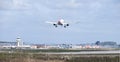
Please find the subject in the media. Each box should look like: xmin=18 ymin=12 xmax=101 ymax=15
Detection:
xmin=45 ymin=50 xmax=120 ymax=54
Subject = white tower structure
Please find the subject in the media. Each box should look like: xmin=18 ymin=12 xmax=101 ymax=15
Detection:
xmin=16 ymin=37 xmax=22 ymax=47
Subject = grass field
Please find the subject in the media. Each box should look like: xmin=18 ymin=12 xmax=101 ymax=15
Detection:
xmin=0 ymin=49 xmax=119 ymax=62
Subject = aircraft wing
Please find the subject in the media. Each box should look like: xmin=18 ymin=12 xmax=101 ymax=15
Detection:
xmin=65 ymin=21 xmax=80 ymax=24
xmin=63 ymin=22 xmax=68 ymax=25
xmin=45 ymin=21 xmax=57 ymax=24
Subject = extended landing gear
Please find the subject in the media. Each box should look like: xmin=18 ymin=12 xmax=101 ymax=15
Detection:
xmin=64 ymin=24 xmax=69 ymax=28
xmin=64 ymin=26 xmax=66 ymax=28
xmin=53 ymin=24 xmax=57 ymax=27
xmin=53 ymin=24 xmax=69 ymax=28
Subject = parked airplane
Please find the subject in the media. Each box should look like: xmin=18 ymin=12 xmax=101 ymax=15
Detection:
xmin=46 ymin=19 xmax=69 ymax=28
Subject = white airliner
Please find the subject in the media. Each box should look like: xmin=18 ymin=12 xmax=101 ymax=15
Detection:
xmin=46 ymin=19 xmax=69 ymax=28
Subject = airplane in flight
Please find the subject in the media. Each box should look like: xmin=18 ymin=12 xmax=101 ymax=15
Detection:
xmin=46 ymin=19 xmax=70 ymax=28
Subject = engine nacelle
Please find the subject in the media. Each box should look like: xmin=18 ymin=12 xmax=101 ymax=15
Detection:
xmin=53 ymin=24 xmax=57 ymax=27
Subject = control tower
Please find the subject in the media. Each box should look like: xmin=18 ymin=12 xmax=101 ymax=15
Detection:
xmin=16 ymin=37 xmax=23 ymax=47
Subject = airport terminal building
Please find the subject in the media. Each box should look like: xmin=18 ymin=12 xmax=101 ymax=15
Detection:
xmin=0 ymin=37 xmax=36 ymax=49
xmin=0 ymin=41 xmax=16 ymax=46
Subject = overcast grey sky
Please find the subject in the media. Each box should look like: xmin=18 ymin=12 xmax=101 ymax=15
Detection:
xmin=0 ymin=0 xmax=120 ymax=44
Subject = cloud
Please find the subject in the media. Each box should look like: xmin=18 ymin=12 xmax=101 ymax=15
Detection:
xmin=0 ymin=0 xmax=32 ymax=10
xmin=12 ymin=0 xmax=31 ymax=9
xmin=39 ymin=0 xmax=103 ymax=10
xmin=56 ymin=0 xmax=82 ymax=9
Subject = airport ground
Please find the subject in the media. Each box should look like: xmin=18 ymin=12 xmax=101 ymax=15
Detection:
xmin=0 ymin=49 xmax=119 ymax=62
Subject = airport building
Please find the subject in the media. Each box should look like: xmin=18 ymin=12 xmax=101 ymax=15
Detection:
xmin=0 ymin=41 xmax=16 ymax=47
xmin=0 ymin=38 xmax=119 ymax=49
xmin=0 ymin=37 xmax=37 ymax=49
xmin=95 ymin=41 xmax=119 ymax=48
